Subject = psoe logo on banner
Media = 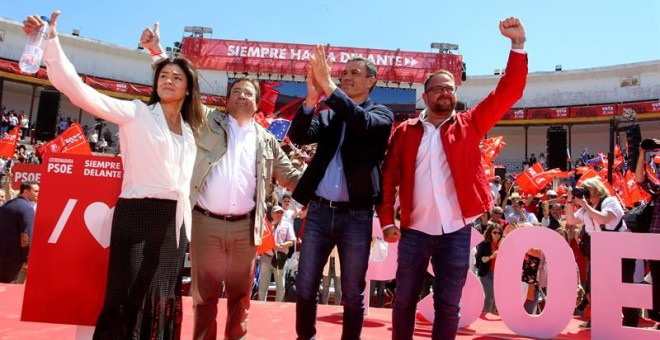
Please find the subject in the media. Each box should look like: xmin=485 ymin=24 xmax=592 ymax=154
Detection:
xmin=11 ymin=163 xmax=43 ymax=190
xmin=48 ymin=199 xmax=113 ymax=249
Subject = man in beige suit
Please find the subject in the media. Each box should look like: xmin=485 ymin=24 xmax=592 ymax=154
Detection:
xmin=189 ymin=78 xmax=301 ymax=340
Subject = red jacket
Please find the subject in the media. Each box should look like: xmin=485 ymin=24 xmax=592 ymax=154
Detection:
xmin=377 ymin=51 xmax=528 ymax=229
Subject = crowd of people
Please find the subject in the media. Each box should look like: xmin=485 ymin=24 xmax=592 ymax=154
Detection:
xmin=0 ymin=109 xmax=119 ymax=178
xmin=1 ymin=11 xmax=659 ymax=340
xmin=473 ymin=147 xmax=660 ymax=331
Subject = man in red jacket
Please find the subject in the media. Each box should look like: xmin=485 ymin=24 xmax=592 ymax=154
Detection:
xmin=376 ymin=17 xmax=528 ymax=340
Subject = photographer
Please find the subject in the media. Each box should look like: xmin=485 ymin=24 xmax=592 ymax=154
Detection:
xmin=634 ymin=138 xmax=660 ymax=328
xmin=565 ymin=178 xmax=638 ymax=329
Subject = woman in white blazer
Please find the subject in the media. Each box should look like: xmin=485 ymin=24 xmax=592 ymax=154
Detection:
xmin=24 ymin=11 xmax=205 ymax=339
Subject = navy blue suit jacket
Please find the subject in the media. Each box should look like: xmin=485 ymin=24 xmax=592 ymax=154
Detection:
xmin=288 ymin=89 xmax=393 ymax=208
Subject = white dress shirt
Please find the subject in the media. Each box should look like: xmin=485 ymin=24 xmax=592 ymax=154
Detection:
xmin=574 ymin=196 xmax=627 ymax=234
xmin=197 ymin=115 xmax=257 ymax=215
xmin=44 ymin=38 xmax=196 ymax=246
xmin=408 ymin=110 xmax=481 ymax=235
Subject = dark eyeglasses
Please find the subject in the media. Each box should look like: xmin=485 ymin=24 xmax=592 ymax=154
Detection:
xmin=425 ymin=86 xmax=455 ymax=94
xmin=492 ymin=231 xmax=502 ymax=235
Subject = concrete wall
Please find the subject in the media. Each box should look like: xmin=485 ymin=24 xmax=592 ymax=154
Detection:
xmin=461 ymin=62 xmax=660 ymax=110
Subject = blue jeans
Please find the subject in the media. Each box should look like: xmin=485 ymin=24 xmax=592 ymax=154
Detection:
xmin=393 ymin=226 xmax=471 ymax=340
xmin=295 ymin=200 xmax=373 ymax=340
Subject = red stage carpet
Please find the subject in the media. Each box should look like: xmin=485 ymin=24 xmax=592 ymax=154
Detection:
xmin=1 ymin=283 xmax=651 ymax=339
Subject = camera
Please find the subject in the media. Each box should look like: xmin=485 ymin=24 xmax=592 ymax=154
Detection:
xmin=641 ymin=138 xmax=660 ymax=151
xmin=571 ymin=187 xmax=590 ymax=200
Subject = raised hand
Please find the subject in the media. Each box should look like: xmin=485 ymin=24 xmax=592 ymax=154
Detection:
xmin=22 ymin=10 xmax=60 ymax=39
xmin=574 ymin=197 xmax=588 ymax=209
xmin=309 ymin=44 xmax=336 ymax=96
xmin=305 ymin=61 xmax=322 ymax=108
xmin=499 ymin=17 xmax=525 ymax=40
xmin=140 ymin=22 xmax=163 ymax=55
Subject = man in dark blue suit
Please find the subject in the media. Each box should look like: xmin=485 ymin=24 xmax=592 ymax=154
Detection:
xmin=0 ymin=180 xmax=39 ymax=283
xmin=288 ymin=45 xmax=393 ymax=340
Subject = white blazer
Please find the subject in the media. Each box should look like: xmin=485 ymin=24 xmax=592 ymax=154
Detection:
xmin=44 ymin=37 xmax=196 ymax=245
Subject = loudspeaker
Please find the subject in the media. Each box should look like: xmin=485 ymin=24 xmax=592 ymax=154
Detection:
xmin=546 ymin=126 xmax=567 ymax=170
xmin=494 ymin=167 xmax=506 ymax=180
xmin=35 ymin=90 xmax=61 ymax=141
xmin=621 ymin=124 xmax=642 ymax=171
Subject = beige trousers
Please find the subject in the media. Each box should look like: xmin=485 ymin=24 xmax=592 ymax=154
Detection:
xmin=190 ymin=210 xmax=257 ymax=340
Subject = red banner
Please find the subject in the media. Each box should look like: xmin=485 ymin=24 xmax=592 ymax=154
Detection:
xmin=200 ymin=94 xmax=227 ymax=107
xmin=181 ymin=38 xmax=464 ymax=84
xmin=616 ymin=100 xmax=660 ymax=115
xmin=10 ymin=163 xmax=43 ymax=191
xmin=526 ymin=107 xmax=569 ymax=119
xmin=84 ymin=76 xmax=129 ymax=93
xmin=502 ymin=108 xmax=526 ymax=120
xmin=22 ymin=154 xmax=123 ymax=325
xmin=0 ymin=59 xmax=22 ymax=74
xmin=570 ymin=104 xmax=616 ymax=118
xmin=83 ymin=76 xmax=153 ymax=97
xmin=128 ymin=83 xmax=152 ymax=97
xmin=43 ymin=123 xmax=92 ymax=155
xmin=0 ymin=126 xmax=20 ymax=157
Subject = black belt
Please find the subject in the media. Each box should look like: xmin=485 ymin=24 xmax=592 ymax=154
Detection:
xmin=194 ymin=205 xmax=249 ymax=222
xmin=313 ymin=196 xmax=371 ymax=212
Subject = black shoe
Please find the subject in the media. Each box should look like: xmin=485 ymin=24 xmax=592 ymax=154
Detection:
xmin=578 ymin=320 xmax=591 ymax=329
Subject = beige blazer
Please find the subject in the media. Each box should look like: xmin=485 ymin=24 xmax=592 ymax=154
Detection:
xmin=190 ymin=109 xmax=301 ymax=245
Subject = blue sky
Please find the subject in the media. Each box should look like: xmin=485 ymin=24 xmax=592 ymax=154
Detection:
xmin=4 ymin=1 xmax=659 ymax=76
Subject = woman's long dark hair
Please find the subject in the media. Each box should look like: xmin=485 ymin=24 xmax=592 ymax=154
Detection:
xmin=483 ymin=223 xmax=503 ymax=243
xmin=149 ymin=57 xmax=205 ymax=137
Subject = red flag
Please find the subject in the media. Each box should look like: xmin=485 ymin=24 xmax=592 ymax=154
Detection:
xmin=613 ymin=145 xmax=624 ymax=169
xmin=256 ymin=217 xmax=275 ymax=255
xmin=539 ymin=168 xmax=571 ymax=179
xmin=0 ymin=126 xmax=20 ymax=158
xmin=646 ymin=164 xmax=660 ymax=185
xmin=482 ymin=156 xmax=495 ymax=181
xmin=254 ymin=111 xmax=270 ymax=129
xmin=556 ymin=183 xmax=568 ymax=198
xmin=481 ymin=136 xmax=506 ymax=163
xmin=619 ymin=170 xmax=651 ymax=208
xmin=514 ymin=162 xmax=547 ymax=195
xmin=276 ymin=97 xmax=306 ymax=121
xmin=258 ymin=82 xmax=279 ymax=115
xmin=43 ymin=123 xmax=92 ymax=155
xmin=576 ymin=168 xmax=617 ymax=197
xmin=575 ymin=166 xmax=591 ymax=175
xmin=576 ymin=168 xmax=600 ymax=184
